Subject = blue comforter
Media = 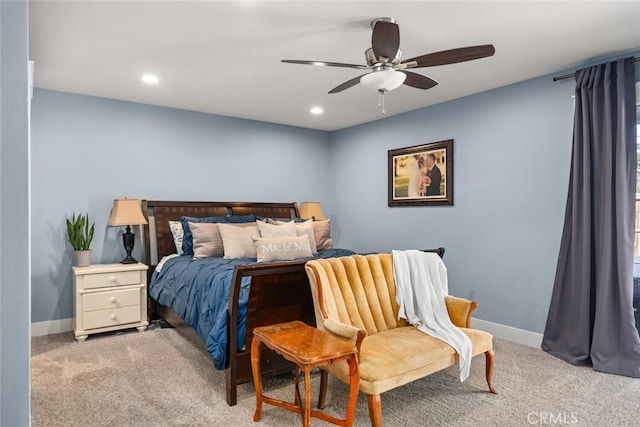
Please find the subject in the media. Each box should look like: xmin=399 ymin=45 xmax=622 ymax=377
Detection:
xmin=149 ymin=249 xmax=354 ymax=370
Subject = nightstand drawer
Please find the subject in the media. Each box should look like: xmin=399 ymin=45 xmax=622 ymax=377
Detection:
xmin=83 ymin=270 xmax=141 ymax=289
xmin=83 ymin=305 xmax=141 ymax=330
xmin=83 ymin=288 xmax=140 ymax=311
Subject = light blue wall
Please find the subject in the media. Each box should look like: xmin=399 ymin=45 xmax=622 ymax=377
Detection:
xmin=329 ymin=75 xmax=576 ymax=333
xmin=0 ymin=0 xmax=31 ymax=424
xmin=30 ymin=89 xmax=332 ymax=323
xmin=329 ymin=55 xmax=640 ymax=334
xmin=31 ymin=54 xmax=640 ymax=334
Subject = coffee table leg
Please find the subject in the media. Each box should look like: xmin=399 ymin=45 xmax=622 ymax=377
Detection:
xmin=251 ymin=338 xmax=263 ymax=422
xmin=303 ymin=365 xmax=312 ymax=427
xmin=294 ymin=366 xmax=301 ymax=406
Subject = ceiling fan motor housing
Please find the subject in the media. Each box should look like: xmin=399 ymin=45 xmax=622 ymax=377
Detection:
xmin=370 ymin=17 xmax=397 ymax=29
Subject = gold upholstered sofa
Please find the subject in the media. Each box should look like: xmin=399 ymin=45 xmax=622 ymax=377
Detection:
xmin=305 ymin=251 xmax=497 ymax=427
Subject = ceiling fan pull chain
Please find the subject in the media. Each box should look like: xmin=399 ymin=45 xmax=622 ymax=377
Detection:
xmin=378 ymin=89 xmax=386 ymax=115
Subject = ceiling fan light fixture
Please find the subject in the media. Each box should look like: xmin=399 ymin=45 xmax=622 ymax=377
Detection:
xmin=360 ymin=69 xmax=406 ymax=92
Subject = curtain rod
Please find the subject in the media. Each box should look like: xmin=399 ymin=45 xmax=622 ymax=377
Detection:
xmin=553 ymin=57 xmax=639 ymax=82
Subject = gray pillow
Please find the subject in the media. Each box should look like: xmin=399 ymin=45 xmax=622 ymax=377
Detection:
xmin=313 ymin=220 xmax=333 ymax=250
xmin=189 ymin=222 xmax=223 ymax=259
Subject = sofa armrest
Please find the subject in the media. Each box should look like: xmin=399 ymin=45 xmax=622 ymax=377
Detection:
xmin=445 ymin=296 xmax=478 ymax=328
xmin=323 ymin=318 xmax=367 ymax=354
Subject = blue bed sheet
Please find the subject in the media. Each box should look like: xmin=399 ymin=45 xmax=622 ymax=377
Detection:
xmin=149 ymin=249 xmax=355 ymax=370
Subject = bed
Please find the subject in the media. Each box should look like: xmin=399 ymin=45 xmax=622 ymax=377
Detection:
xmin=141 ymin=200 xmax=354 ymax=406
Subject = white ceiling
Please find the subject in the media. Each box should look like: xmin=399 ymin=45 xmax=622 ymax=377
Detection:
xmin=29 ymin=1 xmax=640 ymax=131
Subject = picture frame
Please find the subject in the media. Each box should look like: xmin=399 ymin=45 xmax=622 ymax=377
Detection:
xmin=388 ymin=139 xmax=453 ymax=206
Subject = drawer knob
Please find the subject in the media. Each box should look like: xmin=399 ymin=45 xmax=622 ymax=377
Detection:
xmin=110 ymin=314 xmax=117 ymax=321
xmin=110 ymin=276 xmax=117 ymax=283
xmin=110 ymin=297 xmax=117 ymax=303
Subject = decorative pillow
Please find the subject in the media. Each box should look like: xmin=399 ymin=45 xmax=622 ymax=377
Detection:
xmin=256 ymin=221 xmax=297 ymax=238
xmin=272 ymin=219 xmax=317 ymax=254
xmin=260 ymin=217 xmax=305 ymax=223
xmin=180 ymin=214 xmax=256 ymax=255
xmin=313 ymin=220 xmax=333 ymax=250
xmin=189 ymin=222 xmax=224 ymax=259
xmin=254 ymin=235 xmax=313 ymax=263
xmin=217 ymin=223 xmax=260 ymax=259
xmin=225 ymin=214 xmax=258 ymax=223
xmin=168 ymin=221 xmax=184 ymax=255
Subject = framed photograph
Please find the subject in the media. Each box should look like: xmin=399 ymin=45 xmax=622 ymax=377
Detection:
xmin=388 ymin=139 xmax=453 ymax=206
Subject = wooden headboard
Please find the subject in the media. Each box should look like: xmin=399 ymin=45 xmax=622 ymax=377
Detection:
xmin=141 ymin=200 xmax=300 ymax=268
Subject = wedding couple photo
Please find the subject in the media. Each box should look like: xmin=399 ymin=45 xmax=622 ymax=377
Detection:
xmin=388 ymin=140 xmax=453 ymax=206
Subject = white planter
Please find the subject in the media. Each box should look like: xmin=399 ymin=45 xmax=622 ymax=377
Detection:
xmin=73 ymin=250 xmax=91 ymax=267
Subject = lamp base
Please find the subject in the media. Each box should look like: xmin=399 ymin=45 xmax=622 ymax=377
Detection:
xmin=120 ymin=226 xmax=138 ymax=265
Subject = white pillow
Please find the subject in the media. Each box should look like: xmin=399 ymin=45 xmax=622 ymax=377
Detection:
xmin=271 ymin=219 xmax=317 ymax=254
xmin=217 ymin=223 xmax=260 ymax=259
xmin=168 ymin=221 xmax=184 ymax=255
xmin=256 ymin=220 xmax=297 ymax=238
xmin=254 ymin=235 xmax=313 ymax=263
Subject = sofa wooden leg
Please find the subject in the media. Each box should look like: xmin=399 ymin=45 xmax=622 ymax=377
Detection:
xmin=318 ymin=370 xmax=328 ymax=409
xmin=485 ymin=349 xmax=498 ymax=394
xmin=367 ymin=394 xmax=382 ymax=427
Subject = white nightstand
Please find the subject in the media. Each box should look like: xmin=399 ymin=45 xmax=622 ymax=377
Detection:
xmin=72 ymin=262 xmax=149 ymax=342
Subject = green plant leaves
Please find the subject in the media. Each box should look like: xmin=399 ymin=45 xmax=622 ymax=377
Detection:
xmin=66 ymin=213 xmax=95 ymax=251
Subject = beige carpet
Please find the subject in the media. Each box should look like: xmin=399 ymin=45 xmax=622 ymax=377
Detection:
xmin=32 ymin=324 xmax=639 ymax=426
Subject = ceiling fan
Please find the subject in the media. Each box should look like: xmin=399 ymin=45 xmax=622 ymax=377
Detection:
xmin=282 ymin=17 xmax=495 ymax=113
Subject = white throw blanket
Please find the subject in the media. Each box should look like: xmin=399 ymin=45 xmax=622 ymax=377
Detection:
xmin=392 ymin=249 xmax=472 ymax=381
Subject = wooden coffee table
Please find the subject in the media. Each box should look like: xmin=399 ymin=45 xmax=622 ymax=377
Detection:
xmin=251 ymin=320 xmax=359 ymax=426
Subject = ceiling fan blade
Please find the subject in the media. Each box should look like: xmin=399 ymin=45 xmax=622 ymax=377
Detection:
xmin=328 ymin=74 xmax=367 ymax=94
xmin=281 ymin=59 xmax=369 ymax=70
xmin=401 ymin=71 xmax=438 ymax=90
xmin=402 ymin=44 xmax=495 ymax=68
xmin=371 ymin=20 xmax=400 ymax=62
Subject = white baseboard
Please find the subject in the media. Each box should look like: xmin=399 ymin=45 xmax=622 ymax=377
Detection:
xmin=473 ymin=318 xmax=543 ymax=348
xmin=31 ymin=316 xmax=543 ymax=347
xmin=31 ymin=318 xmax=72 ymax=337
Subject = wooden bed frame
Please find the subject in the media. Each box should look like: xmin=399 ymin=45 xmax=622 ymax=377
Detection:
xmin=141 ymin=200 xmax=319 ymax=406
xmin=141 ymin=200 xmax=446 ymax=407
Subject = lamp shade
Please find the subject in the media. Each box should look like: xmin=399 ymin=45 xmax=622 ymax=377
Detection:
xmin=360 ymin=69 xmax=406 ymax=92
xmin=299 ymin=202 xmax=326 ymax=220
xmin=107 ymin=199 xmax=147 ymax=226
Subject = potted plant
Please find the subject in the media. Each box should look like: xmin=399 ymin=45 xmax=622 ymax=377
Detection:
xmin=67 ymin=213 xmax=95 ymax=267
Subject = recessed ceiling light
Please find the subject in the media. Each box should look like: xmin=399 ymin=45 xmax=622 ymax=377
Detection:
xmin=310 ymin=106 xmax=324 ymax=115
xmin=141 ymin=74 xmax=159 ymax=84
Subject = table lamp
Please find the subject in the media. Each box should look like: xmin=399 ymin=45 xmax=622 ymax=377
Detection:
xmin=299 ymin=202 xmax=326 ymax=220
xmin=107 ymin=198 xmax=147 ymax=264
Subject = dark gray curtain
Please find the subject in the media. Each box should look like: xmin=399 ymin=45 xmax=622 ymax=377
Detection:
xmin=542 ymin=57 xmax=640 ymax=377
